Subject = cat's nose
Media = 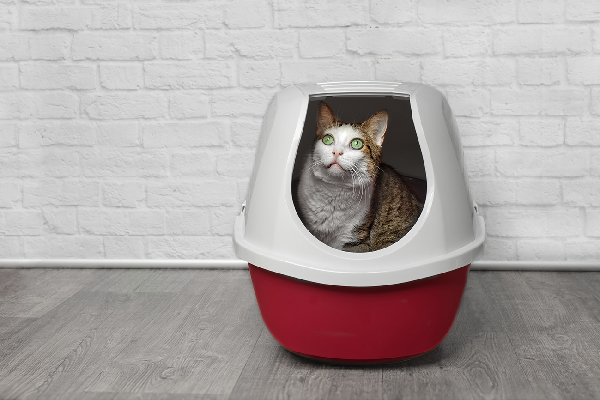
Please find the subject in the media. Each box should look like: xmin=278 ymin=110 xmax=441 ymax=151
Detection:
xmin=332 ymin=150 xmax=343 ymax=159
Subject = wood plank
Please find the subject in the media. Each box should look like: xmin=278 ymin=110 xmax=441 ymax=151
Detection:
xmin=134 ymin=270 xmax=199 ymax=293
xmin=85 ymin=270 xmax=264 ymax=397
xmin=486 ymin=272 xmax=600 ymax=399
xmin=0 ymin=290 xmax=132 ymax=398
xmin=76 ymin=392 xmax=228 ymax=400
xmin=28 ymin=292 xmax=178 ymax=400
xmin=0 ymin=269 xmax=96 ymax=318
xmin=82 ymin=269 xmax=154 ymax=293
xmin=231 ymin=325 xmax=383 ymax=400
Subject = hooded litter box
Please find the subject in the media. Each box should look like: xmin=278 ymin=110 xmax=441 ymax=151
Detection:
xmin=233 ymin=81 xmax=486 ymax=364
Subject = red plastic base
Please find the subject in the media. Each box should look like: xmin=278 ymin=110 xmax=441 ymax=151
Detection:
xmin=249 ymin=263 xmax=470 ymax=365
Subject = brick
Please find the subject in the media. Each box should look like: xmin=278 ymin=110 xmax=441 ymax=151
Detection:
xmin=0 ymin=8 xmax=14 ymax=31
xmin=20 ymin=7 xmax=92 ymax=30
xmin=42 ymin=208 xmax=77 ymax=234
xmin=81 ymin=150 xmax=169 ymax=177
xmin=90 ymin=3 xmax=132 ymax=29
xmin=231 ymin=119 xmax=261 ymax=147
xmin=418 ymin=0 xmax=514 ymax=23
xmin=593 ymin=89 xmax=600 ymax=116
xmin=566 ymin=1 xmax=600 ymax=21
xmin=79 ymin=209 xmax=125 ymax=235
xmin=565 ymin=239 xmax=600 ymax=260
xmin=496 ymin=149 xmax=587 ymax=177
xmin=563 ymin=180 xmax=600 ymax=206
xmin=239 ymin=61 xmax=280 ymax=88
xmin=0 ymin=181 xmax=20 ymax=207
xmin=481 ymin=237 xmax=516 ymax=261
xmin=565 ymin=118 xmax=600 ymax=145
xmin=347 ymin=29 xmax=441 ymax=56
xmin=97 ymin=121 xmax=139 ymax=147
xmin=280 ymin=61 xmax=371 ymax=86
xmin=171 ymin=152 xmax=215 ymax=177
xmin=423 ymin=59 xmax=514 ymax=86
xmin=102 ymin=182 xmax=145 ymax=207
xmin=169 ymin=92 xmax=209 ymax=119
xmin=19 ymin=121 xmax=96 ymax=148
xmin=586 ymin=209 xmax=600 ymax=236
xmin=39 ymin=150 xmax=80 ymax=177
xmin=147 ymin=236 xmax=234 ymax=259
xmin=0 ymin=93 xmax=32 ymax=119
xmin=457 ymin=117 xmax=518 ymax=146
xmin=566 ymin=57 xmax=600 ymax=85
xmin=216 ymin=151 xmax=255 ymax=178
xmin=493 ymin=27 xmax=591 ymax=55
xmin=0 ymin=35 xmax=29 ymax=60
xmin=1 ymin=210 xmax=43 ymax=235
xmin=491 ymin=88 xmax=585 ymax=116
xmin=594 ymin=27 xmax=600 ymax=53
xmin=516 ymin=239 xmax=565 ymax=260
xmin=374 ymin=59 xmax=421 ymax=83
xmin=274 ymin=0 xmax=368 ymax=28
xmin=134 ymin=4 xmax=223 ymax=29
xmin=30 ymin=92 xmax=79 ymax=119
xmin=486 ymin=208 xmax=580 ymax=237
xmin=212 ymin=90 xmax=273 ymax=117
xmin=142 ymin=122 xmax=225 ymax=148
xmin=470 ymin=179 xmax=516 ymax=205
xmin=211 ymin=207 xmax=239 ymax=236
xmin=128 ymin=210 xmax=164 ymax=235
xmin=29 ymin=33 xmax=69 ymax=60
xmin=0 ymin=237 xmax=22 ymax=258
xmin=443 ymin=28 xmax=491 ymax=57
xmin=370 ymin=0 xmax=415 ymax=24
xmin=299 ymin=30 xmax=345 ymax=58
xmin=0 ymin=150 xmax=79 ymax=177
xmin=517 ymin=57 xmax=562 ymax=85
xmin=159 ymin=32 xmax=203 ymax=60
xmin=82 ymin=92 xmax=167 ymax=119
xmin=0 ymin=64 xmax=18 ymax=91
xmin=225 ymin=0 xmax=268 ymax=28
xmin=206 ymin=30 xmax=296 ymax=59
xmin=22 ymin=0 xmax=75 ymax=4
xmin=145 ymin=62 xmax=234 ymax=89
xmin=20 ymin=64 xmax=96 ymax=90
xmin=100 ymin=63 xmax=143 ymax=90
xmin=105 ymin=236 xmax=144 ymax=259
xmin=463 ymin=148 xmax=495 ymax=177
xmin=166 ymin=210 xmax=210 ymax=235
xmin=446 ymin=89 xmax=490 ymax=117
xmin=72 ymin=33 xmax=156 ymax=61
xmin=471 ymin=179 xmax=560 ymax=205
xmin=0 ymin=123 xmax=16 ymax=148
xmin=237 ymin=179 xmax=249 ymax=204
xmin=518 ymin=0 xmax=564 ymax=23
xmin=25 ymin=236 xmax=104 ymax=258
xmin=147 ymin=182 xmax=237 ymax=207
xmin=519 ymin=117 xmax=564 ymax=146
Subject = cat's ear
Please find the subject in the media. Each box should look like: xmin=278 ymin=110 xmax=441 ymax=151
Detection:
xmin=363 ymin=110 xmax=388 ymax=147
xmin=317 ymin=102 xmax=337 ymax=135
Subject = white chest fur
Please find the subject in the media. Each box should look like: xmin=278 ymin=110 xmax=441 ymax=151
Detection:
xmin=297 ymin=166 xmax=373 ymax=250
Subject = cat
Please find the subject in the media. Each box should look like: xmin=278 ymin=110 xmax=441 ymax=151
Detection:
xmin=294 ymin=102 xmax=422 ymax=253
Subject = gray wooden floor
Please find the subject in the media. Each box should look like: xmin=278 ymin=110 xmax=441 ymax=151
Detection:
xmin=0 ymin=269 xmax=599 ymax=400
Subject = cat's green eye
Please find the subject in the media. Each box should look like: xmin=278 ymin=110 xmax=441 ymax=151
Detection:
xmin=322 ymin=135 xmax=334 ymax=145
xmin=351 ymin=138 xmax=364 ymax=150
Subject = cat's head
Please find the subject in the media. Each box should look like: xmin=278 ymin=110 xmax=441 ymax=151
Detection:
xmin=308 ymin=102 xmax=388 ymax=184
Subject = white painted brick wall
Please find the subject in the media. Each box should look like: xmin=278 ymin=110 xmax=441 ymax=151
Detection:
xmin=0 ymin=0 xmax=598 ymax=262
